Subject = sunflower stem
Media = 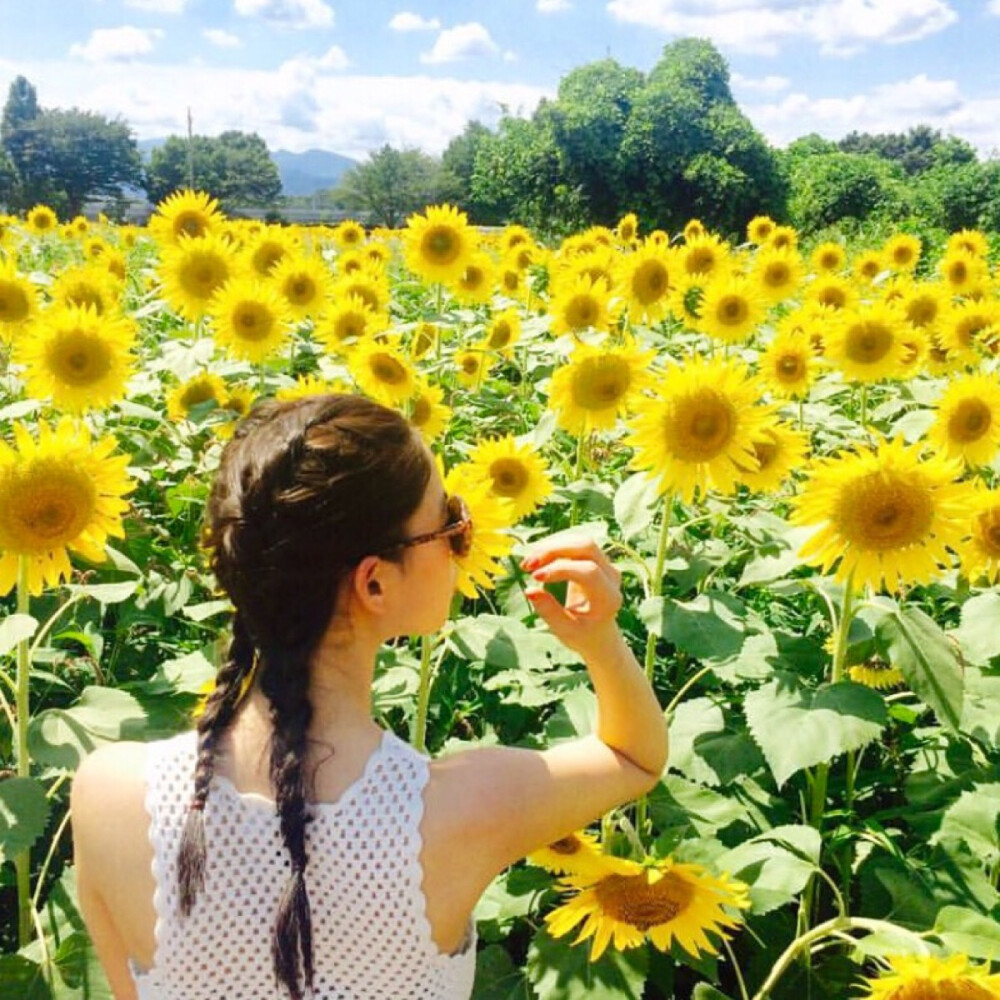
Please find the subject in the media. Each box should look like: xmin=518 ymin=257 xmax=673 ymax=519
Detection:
xmin=14 ymin=554 xmax=33 ymax=948
xmin=859 ymin=384 xmax=868 ymax=430
xmin=568 ymin=421 xmax=589 ymax=527
xmin=413 ymin=632 xmax=435 ymax=753
xmin=635 ymin=494 xmax=672 ymax=843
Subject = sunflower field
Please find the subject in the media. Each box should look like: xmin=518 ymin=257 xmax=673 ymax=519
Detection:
xmin=2 ymin=192 xmax=1000 ymax=1000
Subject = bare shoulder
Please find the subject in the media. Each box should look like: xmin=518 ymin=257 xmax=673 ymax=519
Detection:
xmin=425 ymin=735 xmax=661 ymax=879
xmin=70 ymin=741 xmax=151 ymax=847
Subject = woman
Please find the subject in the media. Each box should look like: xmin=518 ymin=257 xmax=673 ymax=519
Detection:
xmin=70 ymin=393 xmax=668 ymax=1000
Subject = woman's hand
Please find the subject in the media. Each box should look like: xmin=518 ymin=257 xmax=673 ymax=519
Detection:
xmin=520 ymin=537 xmax=624 ymax=660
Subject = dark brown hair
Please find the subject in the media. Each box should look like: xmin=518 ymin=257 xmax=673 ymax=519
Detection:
xmin=176 ymin=393 xmax=431 ymax=1000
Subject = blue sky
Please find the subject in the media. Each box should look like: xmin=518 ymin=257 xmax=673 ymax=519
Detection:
xmin=1 ymin=0 xmax=998 ymax=162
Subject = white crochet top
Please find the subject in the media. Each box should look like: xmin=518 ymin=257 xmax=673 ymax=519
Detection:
xmin=127 ymin=727 xmax=478 ymax=1000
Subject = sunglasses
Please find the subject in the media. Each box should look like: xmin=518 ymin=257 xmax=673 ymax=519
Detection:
xmin=380 ymin=494 xmax=473 ymax=559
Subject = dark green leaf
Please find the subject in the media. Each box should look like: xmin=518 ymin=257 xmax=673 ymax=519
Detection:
xmin=931 ymin=782 xmax=1000 ymax=866
xmin=527 ymin=924 xmax=648 ymax=1000
xmin=0 ymin=955 xmax=51 ymax=1000
xmin=641 ymin=591 xmax=747 ymax=661
xmin=0 ymin=777 xmax=51 ymax=865
xmin=472 ymin=944 xmax=534 ymax=1000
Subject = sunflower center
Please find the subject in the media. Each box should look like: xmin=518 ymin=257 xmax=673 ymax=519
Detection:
xmin=686 ymin=248 xmax=715 ymax=275
xmin=0 ymin=283 xmax=30 ymax=323
xmin=488 ymin=322 xmax=512 ymax=350
xmin=886 ymin=980 xmax=995 ymax=1000
xmin=777 ymin=353 xmax=805 ymax=382
xmin=287 ymin=277 xmax=316 ymax=305
xmin=838 ymin=473 xmax=935 ymax=552
xmin=565 ymin=294 xmax=599 ymax=330
xmin=948 ymin=261 xmax=969 ymax=284
xmin=460 ymin=266 xmax=485 ymax=290
xmin=175 ymin=212 xmax=208 ymax=240
xmin=907 ymin=297 xmax=937 ymax=327
xmin=979 ymin=511 xmax=1000 ymax=556
xmin=1 ymin=464 xmax=97 ymax=553
xmin=346 ymin=285 xmax=379 ymax=312
xmin=948 ymin=399 xmax=991 ymax=443
xmin=753 ymin=439 xmax=778 ymax=469
xmin=233 ymin=303 xmax=273 ymax=341
xmin=180 ymin=382 xmax=219 ymax=409
xmin=571 ymin=357 xmax=631 ymax=411
xmin=461 ymin=354 xmax=480 ymax=375
xmin=764 ymin=263 xmax=790 ymax=288
xmin=548 ymin=835 xmax=582 ymax=856
xmin=334 ymin=314 xmax=364 ymax=342
xmin=716 ymin=295 xmax=748 ymax=326
xmin=634 ymin=261 xmax=669 ymax=304
xmin=370 ymin=354 xmax=407 ymax=385
xmin=593 ymin=871 xmax=693 ymax=932
xmin=411 ymin=396 xmax=431 ymax=426
xmin=667 ymin=391 xmax=735 ymax=461
xmin=422 ymin=226 xmax=460 ymax=265
xmin=845 ymin=321 xmax=893 ymax=364
xmin=181 ymin=254 xmax=229 ymax=299
xmin=252 ymin=244 xmax=285 ymax=275
xmin=489 ymin=458 xmax=529 ymax=498
xmin=819 ymin=251 xmax=841 ymax=270
xmin=50 ymin=333 xmax=113 ymax=386
xmin=817 ymin=285 xmax=847 ymax=309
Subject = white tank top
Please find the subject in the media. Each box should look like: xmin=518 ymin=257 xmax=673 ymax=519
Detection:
xmin=127 ymin=727 xmax=478 ymax=1000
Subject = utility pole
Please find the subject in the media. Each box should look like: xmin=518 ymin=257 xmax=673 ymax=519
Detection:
xmin=186 ymin=107 xmax=194 ymax=189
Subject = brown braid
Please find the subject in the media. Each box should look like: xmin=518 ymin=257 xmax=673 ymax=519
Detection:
xmin=174 ymin=393 xmax=432 ymax=1000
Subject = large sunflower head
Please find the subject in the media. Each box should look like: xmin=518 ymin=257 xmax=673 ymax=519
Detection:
xmin=527 ymin=829 xmax=610 ymax=880
xmin=243 ymin=227 xmax=298 ymax=277
xmin=946 ymin=229 xmax=990 ymax=259
xmin=348 ymin=337 xmax=417 ymax=406
xmin=483 ymin=308 xmax=522 ymax=357
xmin=883 ymin=233 xmax=922 ymax=272
xmin=807 ymin=273 xmax=857 ymax=312
xmin=166 ymin=371 xmax=228 ymax=423
xmin=450 ymin=252 xmax=495 ymax=305
xmin=50 ymin=264 xmax=122 ymax=317
xmin=148 ymin=188 xmax=224 ymax=246
xmin=270 ymin=252 xmax=333 ymax=321
xmin=616 ymin=213 xmax=639 ymax=245
xmin=822 ymin=302 xmax=912 ymax=384
xmin=758 ymin=326 xmax=817 ymax=399
xmin=159 ymin=231 xmax=240 ymax=321
xmin=928 ymin=372 xmax=1000 ymax=466
xmin=936 ymin=300 xmax=1000 ymax=365
xmin=547 ymin=274 xmax=616 ymax=339
xmin=404 ymin=378 xmax=452 ymax=443
xmin=753 ymin=246 xmax=804 ymax=303
xmin=466 ymin=434 xmax=553 ymax=520
xmin=697 ymin=274 xmax=767 ymax=344
xmin=314 ymin=294 xmax=387 ymax=355
xmin=26 ymin=205 xmax=58 ymax=236
xmin=959 ymin=487 xmax=1000 ymax=585
xmin=681 ymin=234 xmax=729 ymax=278
xmin=939 ymin=249 xmax=988 ymax=296
xmin=332 ymin=272 xmax=390 ymax=317
xmin=403 ymin=204 xmax=477 ymax=286
xmin=735 ymin=420 xmax=810 ymax=494
xmin=332 ymin=219 xmax=366 ymax=248
xmin=625 ymin=355 xmax=772 ymax=503
xmin=0 ymin=259 xmax=39 ymax=336
xmin=207 ymin=276 xmax=293 ymax=362
xmin=615 ymin=244 xmax=675 ymax=324
xmin=13 ymin=304 xmax=136 ymax=413
xmin=853 ymin=249 xmax=889 ymax=284
xmin=810 ymin=241 xmax=847 ymax=274
xmin=746 ymin=215 xmax=776 ymax=244
xmin=545 ymin=854 xmax=749 ymax=963
xmin=860 ymin=953 xmax=1000 ymax=1000
xmin=791 ymin=435 xmax=974 ymax=593
xmin=0 ymin=417 xmax=135 ymax=596
xmin=548 ymin=338 xmax=654 ymax=434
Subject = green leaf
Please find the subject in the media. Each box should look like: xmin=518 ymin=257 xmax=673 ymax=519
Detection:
xmin=527 ymin=924 xmax=648 ymax=1000
xmin=692 ymin=986 xmax=734 ymax=1000
xmin=952 ymin=592 xmax=1000 ymax=666
xmin=934 ymin=905 xmax=1000 ymax=960
xmin=931 ymin=782 xmax=1000 ymax=866
xmin=744 ymin=675 xmax=887 ymax=787
xmin=613 ymin=472 xmax=661 ymax=542
xmin=0 ymin=613 xmax=38 ymax=658
xmin=874 ymin=603 xmax=964 ymax=733
xmin=28 ymin=687 xmax=148 ymax=770
xmin=180 ymin=600 xmax=232 ymax=622
xmin=63 ymin=580 xmax=139 ymax=605
xmin=737 ymin=525 xmax=816 ymax=588
xmin=717 ymin=825 xmax=821 ymax=914
xmin=544 ymin=686 xmax=597 ymax=743
xmin=961 ymin=668 xmax=1000 ymax=747
xmin=667 ymin=697 xmax=725 ymax=786
xmin=0 ymin=955 xmax=51 ymax=1000
xmin=848 ymin=923 xmax=933 ymax=960
xmin=648 ymin=775 xmax=749 ymax=837
xmin=472 ymin=944 xmax=534 ymax=1000
xmin=640 ymin=591 xmax=747 ymax=661
xmin=0 ymin=777 xmax=51 ymax=865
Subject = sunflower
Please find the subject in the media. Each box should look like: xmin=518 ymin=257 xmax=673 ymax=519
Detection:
xmin=332 ymin=272 xmax=390 ymax=317
xmin=403 ymin=204 xmax=476 ymax=286
xmin=884 ymin=233 xmax=921 ymax=272
xmin=823 ymin=303 xmax=911 ymax=383
xmin=563 ymin=247 xmax=616 ymax=292
xmin=26 ymin=205 xmax=58 ymax=235
xmin=848 ymin=657 xmax=905 ymax=690
xmin=526 ymin=829 xmax=610 ymax=879
xmin=102 ymin=249 xmax=127 ymax=284
xmin=498 ymin=265 xmax=526 ymax=302
xmin=548 ymin=338 xmax=654 ymax=435
xmin=0 ymin=259 xmax=39 ymax=336
xmin=860 ymin=953 xmax=1000 ymax=1000
xmin=810 ymin=241 xmax=847 ymax=273
xmin=928 ymin=373 xmax=1000 ymax=466
xmin=363 ymin=242 xmax=392 ymax=271
xmin=697 ymin=274 xmax=766 ymax=344
xmin=14 ymin=305 xmax=136 ymax=413
xmin=806 ymin=273 xmax=857 ymax=312
xmin=946 ymin=229 xmax=990 ymax=259
xmin=483 ymin=309 xmax=521 ymax=357
xmin=615 ymin=244 xmax=675 ymax=324
xmin=148 ymin=189 xmax=224 ymax=245
xmin=51 ymin=264 xmax=122 ymax=316
xmin=667 ymin=274 xmax=706 ymax=329
xmin=243 ymin=228 xmax=297 ymax=277
xmin=544 ymin=854 xmax=749 ymax=963
xmin=500 ymin=224 xmax=532 ymax=256
xmin=443 ymin=464 xmax=516 ymax=598
xmin=791 ymin=436 xmax=973 ymax=592
xmin=625 ymin=356 xmax=771 ymax=504
xmin=548 ymin=274 xmax=616 ymax=339
xmin=332 ymin=219 xmax=366 ymax=248
xmin=405 ymin=379 xmax=452 ymax=443
xmin=899 ymin=282 xmax=946 ymax=336
xmin=274 ymin=373 xmax=351 ymax=402
xmin=939 ymin=249 xmax=988 ymax=296
xmin=207 ymin=276 xmax=293 ymax=362
xmin=213 ymin=384 xmax=258 ymax=441
xmin=616 ymin=213 xmax=639 ymax=245
xmin=0 ymin=417 xmax=135 ymax=596
xmin=736 ymin=420 xmax=809 ymax=493
xmin=758 ymin=326 xmax=817 ymax=399
xmin=410 ymin=321 xmax=439 ymax=360
xmin=753 ymin=246 xmax=803 ymax=303
xmin=454 ymin=348 xmax=488 ymax=389
xmin=166 ymin=372 xmax=228 ymax=422
xmin=746 ymin=215 xmax=776 ymax=245
xmin=683 ymin=219 xmax=705 ymax=241
xmin=936 ymin=301 xmax=1000 ymax=365
xmin=768 ymin=225 xmax=798 ymax=252
xmin=680 ymin=234 xmax=729 ymax=278
xmin=159 ymin=231 xmax=239 ymax=322
xmin=467 ymin=435 xmax=553 ymax=519
xmin=853 ymin=249 xmax=888 ymax=284
xmin=959 ymin=487 xmax=1000 ymax=584
xmin=270 ymin=253 xmax=332 ymax=321
xmin=450 ymin=253 xmax=495 ymax=305
xmin=315 ymin=294 xmax=387 ymax=355
xmin=348 ymin=337 xmax=417 ymax=405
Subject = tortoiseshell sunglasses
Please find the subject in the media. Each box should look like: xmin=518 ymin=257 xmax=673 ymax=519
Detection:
xmin=380 ymin=494 xmax=473 ymax=559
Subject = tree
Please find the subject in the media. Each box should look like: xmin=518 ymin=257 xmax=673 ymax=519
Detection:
xmin=1 ymin=78 xmax=141 ymax=216
xmin=332 ymin=145 xmax=453 ymax=228
xmin=440 ymin=121 xmax=499 ymax=222
xmin=838 ymin=125 xmax=977 ymax=176
xmin=144 ymin=131 xmax=281 ymax=212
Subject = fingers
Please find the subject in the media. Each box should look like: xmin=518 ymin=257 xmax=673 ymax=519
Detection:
xmin=522 ymin=537 xmax=620 ymax=581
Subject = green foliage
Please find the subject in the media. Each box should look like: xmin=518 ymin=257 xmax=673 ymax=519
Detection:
xmin=144 ymin=130 xmax=281 ymax=211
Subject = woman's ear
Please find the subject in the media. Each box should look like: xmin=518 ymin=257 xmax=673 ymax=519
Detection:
xmin=351 ymin=556 xmax=386 ymax=613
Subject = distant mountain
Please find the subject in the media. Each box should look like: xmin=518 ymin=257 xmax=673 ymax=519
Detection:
xmin=137 ymin=138 xmax=357 ymax=198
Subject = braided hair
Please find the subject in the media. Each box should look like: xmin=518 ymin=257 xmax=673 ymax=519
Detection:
xmin=175 ymin=393 xmax=431 ymax=1000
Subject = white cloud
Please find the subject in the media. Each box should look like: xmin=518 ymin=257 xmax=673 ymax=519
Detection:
xmin=233 ymin=0 xmax=334 ymax=30
xmin=388 ymin=12 xmax=441 ymax=31
xmin=537 ymin=0 xmax=572 ymax=11
xmin=124 ymin=0 xmax=188 ymax=12
xmin=316 ymin=45 xmax=350 ymax=70
xmin=420 ymin=22 xmax=500 ymax=64
xmin=988 ymin=0 xmax=1000 ymax=13
xmin=605 ymin=0 xmax=956 ymax=56
xmin=69 ymin=26 xmax=163 ymax=62
xmin=203 ymin=28 xmax=242 ymax=47
xmin=731 ymin=72 xmax=790 ymax=94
